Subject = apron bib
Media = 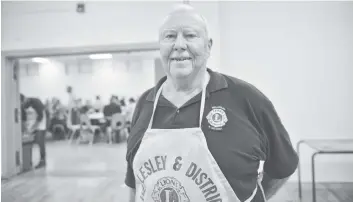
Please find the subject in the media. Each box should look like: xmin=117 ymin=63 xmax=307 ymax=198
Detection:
xmin=133 ymin=82 xmax=266 ymax=202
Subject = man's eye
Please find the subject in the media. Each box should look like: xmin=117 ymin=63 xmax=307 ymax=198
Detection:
xmin=165 ymin=34 xmax=175 ymax=39
xmin=186 ymin=34 xmax=197 ymax=38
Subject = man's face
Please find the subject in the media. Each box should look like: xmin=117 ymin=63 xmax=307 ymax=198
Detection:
xmin=159 ymin=11 xmax=212 ymax=80
xmin=111 ymin=97 xmax=118 ymax=105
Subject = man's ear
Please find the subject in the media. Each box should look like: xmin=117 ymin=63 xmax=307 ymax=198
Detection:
xmin=208 ymin=38 xmax=213 ymax=50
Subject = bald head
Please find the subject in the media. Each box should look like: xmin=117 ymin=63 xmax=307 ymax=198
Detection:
xmin=159 ymin=4 xmax=210 ymax=39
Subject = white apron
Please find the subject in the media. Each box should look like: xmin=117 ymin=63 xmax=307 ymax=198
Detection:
xmin=133 ymin=82 xmax=266 ymax=202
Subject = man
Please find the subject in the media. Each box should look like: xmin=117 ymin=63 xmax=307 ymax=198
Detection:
xmin=93 ymin=95 xmax=104 ymax=113
xmin=103 ymin=96 xmax=122 ymax=118
xmin=66 ymin=86 xmax=76 ymax=111
xmin=21 ymin=94 xmax=47 ymax=169
xmin=102 ymin=96 xmax=122 ymax=143
xmin=125 ymin=4 xmax=298 ymax=202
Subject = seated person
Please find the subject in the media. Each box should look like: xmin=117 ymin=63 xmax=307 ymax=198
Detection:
xmin=93 ymin=95 xmax=103 ymax=113
xmin=102 ymin=95 xmax=122 ymax=134
xmin=49 ymin=99 xmax=68 ymax=136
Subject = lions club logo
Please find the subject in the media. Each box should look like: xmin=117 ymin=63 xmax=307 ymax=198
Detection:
xmin=151 ymin=177 xmax=190 ymax=202
xmin=206 ymin=106 xmax=228 ymax=130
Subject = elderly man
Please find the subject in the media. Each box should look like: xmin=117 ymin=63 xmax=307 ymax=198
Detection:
xmin=125 ymin=4 xmax=298 ymax=202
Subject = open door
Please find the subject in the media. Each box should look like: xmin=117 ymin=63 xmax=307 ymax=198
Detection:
xmin=1 ymin=57 xmax=23 ymax=179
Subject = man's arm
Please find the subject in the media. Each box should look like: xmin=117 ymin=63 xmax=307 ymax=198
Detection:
xmin=246 ymin=87 xmax=298 ymax=199
xmin=261 ymin=172 xmax=290 ymax=199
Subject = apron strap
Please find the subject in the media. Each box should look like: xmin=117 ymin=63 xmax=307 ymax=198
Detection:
xmin=244 ymin=160 xmax=267 ymax=202
xmin=147 ymin=76 xmax=208 ymax=130
xmin=198 ymin=82 xmax=207 ymax=127
xmin=147 ymin=83 xmax=165 ymax=129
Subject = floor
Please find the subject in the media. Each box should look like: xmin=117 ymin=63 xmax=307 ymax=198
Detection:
xmin=2 ymin=141 xmax=353 ymax=202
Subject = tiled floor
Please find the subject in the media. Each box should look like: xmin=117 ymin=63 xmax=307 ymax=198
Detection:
xmin=1 ymin=141 xmax=352 ymax=202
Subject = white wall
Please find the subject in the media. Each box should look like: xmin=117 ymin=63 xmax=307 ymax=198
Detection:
xmin=1 ymin=1 xmax=173 ymax=50
xmin=219 ymin=1 xmax=353 ymax=182
xmin=19 ymin=58 xmax=155 ymax=105
xmin=1 ymin=1 xmax=221 ymax=71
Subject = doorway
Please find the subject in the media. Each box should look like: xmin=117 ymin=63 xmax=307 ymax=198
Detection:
xmin=1 ymin=42 xmax=163 ymax=179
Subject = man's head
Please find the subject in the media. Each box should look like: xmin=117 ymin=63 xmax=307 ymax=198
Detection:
xmin=110 ymin=96 xmax=119 ymax=105
xmin=66 ymin=86 xmax=72 ymax=94
xmin=159 ymin=4 xmax=212 ymax=80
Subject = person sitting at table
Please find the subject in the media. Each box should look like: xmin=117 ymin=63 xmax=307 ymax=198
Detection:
xmin=49 ymin=98 xmax=68 ymax=139
xmin=125 ymin=98 xmax=136 ymax=133
xmin=102 ymin=95 xmax=122 ymax=140
xmin=93 ymin=95 xmax=104 ymax=113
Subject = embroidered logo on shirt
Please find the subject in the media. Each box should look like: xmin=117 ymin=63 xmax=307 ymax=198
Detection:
xmin=206 ymin=106 xmax=228 ymax=131
xmin=151 ymin=176 xmax=190 ymax=202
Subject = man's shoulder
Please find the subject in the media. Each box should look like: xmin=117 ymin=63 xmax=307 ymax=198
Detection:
xmin=220 ymin=73 xmax=269 ymax=104
xmin=134 ymin=87 xmax=155 ymax=108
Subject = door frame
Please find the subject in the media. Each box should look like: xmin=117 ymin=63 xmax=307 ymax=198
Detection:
xmin=1 ymin=42 xmax=159 ymax=178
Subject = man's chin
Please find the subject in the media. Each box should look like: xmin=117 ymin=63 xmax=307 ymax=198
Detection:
xmin=170 ymin=66 xmax=193 ymax=79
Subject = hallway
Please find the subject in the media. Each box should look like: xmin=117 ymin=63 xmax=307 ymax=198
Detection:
xmin=1 ymin=141 xmax=130 ymax=202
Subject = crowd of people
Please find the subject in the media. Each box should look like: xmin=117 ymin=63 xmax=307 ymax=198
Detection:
xmin=20 ymin=85 xmax=137 ymax=169
xmin=45 ymin=87 xmax=137 ymax=140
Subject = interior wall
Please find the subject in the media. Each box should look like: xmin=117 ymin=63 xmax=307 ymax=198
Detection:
xmin=219 ymin=1 xmax=353 ymax=182
xmin=1 ymin=1 xmax=221 ymax=71
xmin=1 ymin=1 xmax=174 ymax=50
xmin=19 ymin=58 xmax=155 ymax=105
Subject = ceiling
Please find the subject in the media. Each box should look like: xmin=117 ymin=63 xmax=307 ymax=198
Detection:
xmin=18 ymin=50 xmax=160 ymax=65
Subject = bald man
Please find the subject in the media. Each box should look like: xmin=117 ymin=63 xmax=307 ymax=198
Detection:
xmin=125 ymin=4 xmax=298 ymax=202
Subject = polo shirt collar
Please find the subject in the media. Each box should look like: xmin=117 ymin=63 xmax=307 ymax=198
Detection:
xmin=146 ymin=68 xmax=228 ymax=102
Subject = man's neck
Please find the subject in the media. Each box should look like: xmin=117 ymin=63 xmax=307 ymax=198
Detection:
xmin=166 ymin=68 xmax=209 ymax=93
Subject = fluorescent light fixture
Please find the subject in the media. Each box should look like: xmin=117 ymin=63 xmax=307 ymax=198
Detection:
xmin=89 ymin=53 xmax=112 ymax=60
xmin=32 ymin=57 xmax=50 ymax=64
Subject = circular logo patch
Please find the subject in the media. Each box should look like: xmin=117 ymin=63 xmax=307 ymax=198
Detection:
xmin=152 ymin=177 xmax=190 ymax=202
xmin=206 ymin=106 xmax=228 ymax=130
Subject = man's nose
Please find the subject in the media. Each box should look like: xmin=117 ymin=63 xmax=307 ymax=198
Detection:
xmin=173 ymin=35 xmax=187 ymax=51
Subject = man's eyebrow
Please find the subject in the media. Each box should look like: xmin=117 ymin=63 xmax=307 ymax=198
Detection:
xmin=162 ymin=29 xmax=177 ymax=32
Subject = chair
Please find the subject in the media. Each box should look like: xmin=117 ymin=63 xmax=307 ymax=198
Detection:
xmin=52 ymin=124 xmax=66 ymax=140
xmin=67 ymin=109 xmax=81 ymax=144
xmin=76 ymin=114 xmax=100 ymax=145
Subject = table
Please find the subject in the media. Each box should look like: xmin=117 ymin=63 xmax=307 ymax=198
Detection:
xmin=297 ymin=139 xmax=353 ymax=202
xmin=88 ymin=112 xmax=104 ymax=120
xmin=88 ymin=112 xmax=106 ymax=126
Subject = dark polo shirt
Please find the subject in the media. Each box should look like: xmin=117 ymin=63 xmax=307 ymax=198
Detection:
xmin=125 ymin=69 xmax=298 ymax=201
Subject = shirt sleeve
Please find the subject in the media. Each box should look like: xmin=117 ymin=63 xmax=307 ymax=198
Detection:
xmin=125 ymin=161 xmax=136 ymax=188
xmin=259 ymin=98 xmax=299 ymax=179
xmin=124 ymin=89 xmax=151 ymax=188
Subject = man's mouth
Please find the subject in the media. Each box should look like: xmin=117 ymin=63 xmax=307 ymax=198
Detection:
xmin=171 ymin=57 xmax=192 ymax=61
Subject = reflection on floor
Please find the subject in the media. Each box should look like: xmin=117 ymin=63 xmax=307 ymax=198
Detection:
xmin=1 ymin=141 xmax=353 ymax=202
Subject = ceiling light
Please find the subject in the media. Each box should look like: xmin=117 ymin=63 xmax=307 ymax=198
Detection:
xmin=89 ymin=54 xmax=112 ymax=60
xmin=32 ymin=57 xmax=50 ymax=64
